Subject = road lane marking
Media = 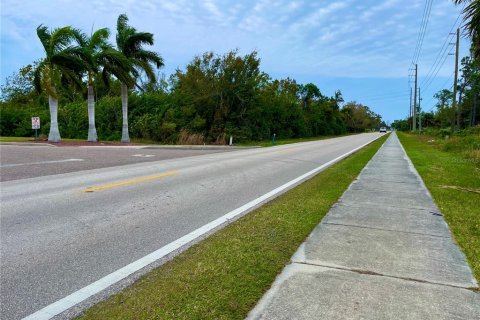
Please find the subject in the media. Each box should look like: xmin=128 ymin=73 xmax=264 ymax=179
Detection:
xmin=23 ymin=134 xmax=383 ymax=320
xmin=132 ymin=154 xmax=155 ymax=158
xmin=0 ymin=159 xmax=84 ymax=168
xmin=277 ymin=149 xmax=297 ymax=155
xmin=83 ymin=171 xmax=178 ymax=192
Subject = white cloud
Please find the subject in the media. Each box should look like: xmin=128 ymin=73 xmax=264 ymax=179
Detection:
xmin=0 ymin=0 xmax=469 ymax=82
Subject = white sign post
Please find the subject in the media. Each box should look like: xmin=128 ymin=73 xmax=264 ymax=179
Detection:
xmin=32 ymin=117 xmax=40 ymax=141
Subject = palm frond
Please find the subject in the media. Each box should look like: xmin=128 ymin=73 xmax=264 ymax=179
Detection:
xmin=36 ymin=25 xmax=51 ymax=54
xmin=104 ymin=64 xmax=135 ymax=87
xmin=101 ymin=68 xmax=111 ymax=88
xmin=457 ymin=0 xmax=480 ymax=38
xmin=71 ymin=28 xmax=88 ymax=47
xmin=98 ymin=48 xmax=131 ymax=69
xmin=33 ymin=60 xmax=46 ymax=93
xmin=50 ymin=26 xmax=76 ymax=53
xmin=60 ymin=67 xmax=85 ymax=91
xmin=117 ymin=14 xmax=129 ymax=32
xmin=123 ymin=32 xmax=154 ymax=56
xmin=133 ymin=49 xmax=163 ymax=68
xmin=132 ymin=59 xmax=156 ymax=83
xmin=114 ymin=13 xmax=163 ymax=87
xmin=90 ymin=28 xmax=111 ymax=50
xmin=116 ymin=14 xmax=133 ymax=50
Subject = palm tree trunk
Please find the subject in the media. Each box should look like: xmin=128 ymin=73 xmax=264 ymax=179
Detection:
xmin=121 ymin=83 xmax=130 ymax=143
xmin=87 ymin=84 xmax=97 ymax=142
xmin=48 ymin=91 xmax=61 ymax=142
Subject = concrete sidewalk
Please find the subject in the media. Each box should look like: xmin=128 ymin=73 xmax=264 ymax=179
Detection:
xmin=248 ymin=133 xmax=479 ymax=320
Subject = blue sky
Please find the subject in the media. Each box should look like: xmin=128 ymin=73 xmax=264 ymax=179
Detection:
xmin=0 ymin=0 xmax=471 ymax=123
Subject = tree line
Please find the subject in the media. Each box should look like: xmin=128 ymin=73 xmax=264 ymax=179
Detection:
xmin=1 ymin=14 xmax=382 ymax=144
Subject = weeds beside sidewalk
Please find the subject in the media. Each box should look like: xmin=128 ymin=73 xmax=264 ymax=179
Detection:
xmin=398 ymin=131 xmax=480 ymax=282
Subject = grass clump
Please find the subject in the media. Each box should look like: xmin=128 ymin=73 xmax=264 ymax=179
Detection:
xmin=419 ymin=126 xmax=480 ymax=167
xmin=78 ymin=136 xmax=387 ymax=320
xmin=398 ymin=132 xmax=480 ymax=281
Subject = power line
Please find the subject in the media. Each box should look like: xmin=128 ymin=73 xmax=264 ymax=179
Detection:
xmin=411 ymin=0 xmax=434 ymax=65
xmin=410 ymin=0 xmax=429 ymax=65
xmin=360 ymin=93 xmax=410 ymax=102
xmin=354 ymin=90 xmax=410 ymax=100
xmin=419 ymin=12 xmax=462 ymax=88
xmin=424 ymin=72 xmax=455 ymax=111
xmin=421 ymin=47 xmax=454 ymax=92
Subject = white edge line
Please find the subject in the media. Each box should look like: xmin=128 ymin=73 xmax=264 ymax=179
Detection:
xmin=22 ymin=134 xmax=383 ymax=320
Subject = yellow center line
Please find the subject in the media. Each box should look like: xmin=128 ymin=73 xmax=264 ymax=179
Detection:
xmin=83 ymin=171 xmax=178 ymax=192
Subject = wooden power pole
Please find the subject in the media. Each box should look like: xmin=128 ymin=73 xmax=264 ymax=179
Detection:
xmin=413 ymin=64 xmax=418 ymax=131
xmin=408 ymin=87 xmax=413 ymax=130
xmin=451 ymin=28 xmax=460 ymax=132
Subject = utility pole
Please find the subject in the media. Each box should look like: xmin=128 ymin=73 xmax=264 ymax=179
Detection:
xmin=413 ymin=64 xmax=418 ymax=131
xmin=409 ymin=87 xmax=413 ymax=130
xmin=418 ymin=87 xmax=422 ymax=131
xmin=451 ymin=28 xmax=460 ymax=132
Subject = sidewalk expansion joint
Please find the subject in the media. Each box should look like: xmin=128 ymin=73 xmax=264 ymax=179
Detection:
xmin=348 ymin=187 xmax=424 ymax=195
xmin=292 ymin=261 xmax=479 ymax=292
xmin=336 ymin=202 xmax=436 ymax=211
xmin=355 ymin=178 xmax=419 ymax=184
xmin=322 ymin=222 xmax=450 ymax=238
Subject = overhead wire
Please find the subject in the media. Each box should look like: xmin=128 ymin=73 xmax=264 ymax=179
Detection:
xmin=421 ymin=46 xmax=454 ymax=92
xmin=419 ymin=12 xmax=462 ymax=89
xmin=360 ymin=93 xmax=410 ymax=102
xmin=411 ymin=0 xmax=434 ymax=66
xmin=423 ymin=71 xmax=455 ymax=111
xmin=408 ymin=4 xmax=464 ymax=117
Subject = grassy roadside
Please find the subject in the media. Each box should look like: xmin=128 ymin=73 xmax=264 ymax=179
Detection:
xmin=78 ymin=135 xmax=388 ymax=319
xmin=0 ymin=136 xmax=39 ymax=142
xmin=398 ymin=132 xmax=479 ymax=281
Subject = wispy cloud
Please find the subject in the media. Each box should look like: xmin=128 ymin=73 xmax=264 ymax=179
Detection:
xmin=1 ymin=0 xmax=468 ymax=82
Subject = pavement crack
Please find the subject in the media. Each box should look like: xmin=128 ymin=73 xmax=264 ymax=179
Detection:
xmin=293 ymin=261 xmax=479 ymax=292
xmin=322 ymin=222 xmax=450 ymax=238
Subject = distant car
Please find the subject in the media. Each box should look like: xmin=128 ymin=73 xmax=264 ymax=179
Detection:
xmin=379 ymin=127 xmax=387 ymax=133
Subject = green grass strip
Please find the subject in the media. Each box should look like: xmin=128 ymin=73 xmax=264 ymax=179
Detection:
xmin=398 ymin=132 xmax=479 ymax=281
xmin=79 ymin=135 xmax=387 ymax=320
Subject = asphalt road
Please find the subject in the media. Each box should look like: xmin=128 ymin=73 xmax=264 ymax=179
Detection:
xmin=0 ymin=133 xmax=382 ymax=319
xmin=0 ymin=144 xmax=235 ymax=181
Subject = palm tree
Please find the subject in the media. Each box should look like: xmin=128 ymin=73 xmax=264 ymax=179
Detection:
xmin=74 ymin=28 xmax=133 ymax=142
xmin=116 ymin=14 xmax=164 ymax=142
xmin=34 ymin=25 xmax=85 ymax=142
xmin=454 ymin=0 xmax=480 ymax=57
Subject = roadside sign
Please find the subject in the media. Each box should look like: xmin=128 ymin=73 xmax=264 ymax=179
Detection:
xmin=32 ymin=117 xmax=40 ymax=129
